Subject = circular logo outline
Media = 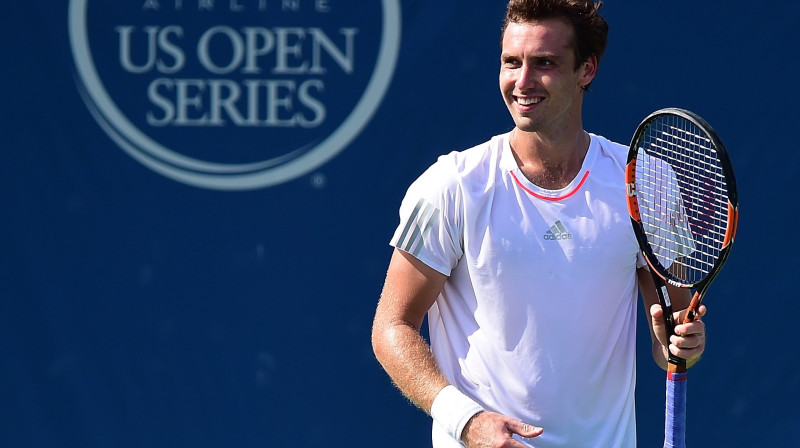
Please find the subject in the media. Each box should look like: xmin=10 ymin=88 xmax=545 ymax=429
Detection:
xmin=69 ymin=0 xmax=401 ymax=190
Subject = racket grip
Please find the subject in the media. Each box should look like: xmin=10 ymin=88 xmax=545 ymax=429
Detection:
xmin=664 ymin=371 xmax=688 ymax=448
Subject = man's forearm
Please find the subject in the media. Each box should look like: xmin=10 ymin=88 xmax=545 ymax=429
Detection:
xmin=372 ymin=320 xmax=449 ymax=413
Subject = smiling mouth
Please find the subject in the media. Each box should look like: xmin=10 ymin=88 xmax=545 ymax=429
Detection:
xmin=517 ymin=97 xmax=543 ymax=106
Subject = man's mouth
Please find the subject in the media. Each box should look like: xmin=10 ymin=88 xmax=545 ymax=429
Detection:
xmin=517 ymin=97 xmax=543 ymax=106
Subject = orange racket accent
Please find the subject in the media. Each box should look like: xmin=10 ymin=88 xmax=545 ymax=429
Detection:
xmin=683 ymin=292 xmax=702 ymax=323
xmin=724 ymin=203 xmax=739 ymax=247
xmin=625 ymin=162 xmax=641 ymax=221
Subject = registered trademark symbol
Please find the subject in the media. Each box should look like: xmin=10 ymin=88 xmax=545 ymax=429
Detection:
xmin=310 ymin=173 xmax=327 ymax=189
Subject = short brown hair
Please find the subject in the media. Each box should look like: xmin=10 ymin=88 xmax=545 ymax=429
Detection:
xmin=501 ymin=0 xmax=609 ymax=77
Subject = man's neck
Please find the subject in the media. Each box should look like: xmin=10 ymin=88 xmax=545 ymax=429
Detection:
xmin=509 ymin=128 xmax=591 ymax=190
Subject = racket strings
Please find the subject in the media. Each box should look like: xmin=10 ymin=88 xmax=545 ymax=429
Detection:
xmin=635 ymin=116 xmax=729 ymax=284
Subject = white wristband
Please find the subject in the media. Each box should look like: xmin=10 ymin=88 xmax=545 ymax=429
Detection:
xmin=430 ymin=385 xmax=485 ymax=442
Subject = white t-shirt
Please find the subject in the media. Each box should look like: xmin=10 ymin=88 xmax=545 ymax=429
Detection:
xmin=391 ymin=132 xmax=644 ymax=447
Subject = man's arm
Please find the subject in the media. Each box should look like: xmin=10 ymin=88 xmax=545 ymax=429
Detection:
xmin=637 ymin=267 xmax=707 ymax=370
xmin=371 ymin=248 xmax=450 ymax=411
xmin=372 ymin=248 xmax=543 ymax=447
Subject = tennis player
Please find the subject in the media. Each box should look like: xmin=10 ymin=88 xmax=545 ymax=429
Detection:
xmin=371 ymin=0 xmax=708 ymax=447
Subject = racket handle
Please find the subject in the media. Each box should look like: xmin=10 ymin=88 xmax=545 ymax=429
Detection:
xmin=664 ymin=371 xmax=688 ymax=448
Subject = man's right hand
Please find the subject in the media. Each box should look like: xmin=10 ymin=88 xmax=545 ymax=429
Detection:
xmin=461 ymin=411 xmax=543 ymax=448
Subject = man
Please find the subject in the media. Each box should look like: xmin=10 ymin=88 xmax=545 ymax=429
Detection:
xmin=371 ymin=1 xmax=707 ymax=447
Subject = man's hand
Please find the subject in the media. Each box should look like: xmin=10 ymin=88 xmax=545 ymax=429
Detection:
xmin=461 ymin=411 xmax=543 ymax=448
xmin=650 ymin=303 xmax=707 ymax=367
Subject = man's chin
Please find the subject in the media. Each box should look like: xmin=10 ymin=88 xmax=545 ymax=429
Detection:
xmin=512 ymin=119 xmax=542 ymax=134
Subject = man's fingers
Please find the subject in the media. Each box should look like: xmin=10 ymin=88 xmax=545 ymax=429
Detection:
xmin=649 ymin=304 xmax=669 ymax=345
xmin=463 ymin=412 xmax=544 ymax=448
xmin=508 ymin=420 xmax=544 ymax=438
xmin=677 ymin=303 xmax=707 ymax=324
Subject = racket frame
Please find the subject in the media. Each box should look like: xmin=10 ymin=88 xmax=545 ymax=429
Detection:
xmin=626 ymin=107 xmax=739 ymax=329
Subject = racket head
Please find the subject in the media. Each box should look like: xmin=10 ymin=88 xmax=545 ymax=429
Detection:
xmin=626 ymin=108 xmax=739 ymax=293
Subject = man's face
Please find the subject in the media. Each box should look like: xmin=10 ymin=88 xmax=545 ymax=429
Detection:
xmin=499 ymin=19 xmax=596 ymax=135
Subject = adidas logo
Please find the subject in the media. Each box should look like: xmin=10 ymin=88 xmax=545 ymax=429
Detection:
xmin=544 ymin=221 xmax=572 ymax=241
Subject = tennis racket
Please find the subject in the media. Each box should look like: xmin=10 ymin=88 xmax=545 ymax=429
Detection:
xmin=625 ymin=108 xmax=739 ymax=448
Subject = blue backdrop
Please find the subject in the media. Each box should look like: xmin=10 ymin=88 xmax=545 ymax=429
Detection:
xmin=2 ymin=1 xmax=797 ymax=447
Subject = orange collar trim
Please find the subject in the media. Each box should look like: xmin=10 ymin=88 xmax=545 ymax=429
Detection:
xmin=509 ymin=170 xmax=590 ymax=202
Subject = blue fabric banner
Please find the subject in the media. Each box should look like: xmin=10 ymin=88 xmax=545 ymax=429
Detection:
xmin=1 ymin=1 xmax=796 ymax=447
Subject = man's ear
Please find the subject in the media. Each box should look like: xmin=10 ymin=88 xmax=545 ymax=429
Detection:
xmin=578 ymin=55 xmax=598 ymax=89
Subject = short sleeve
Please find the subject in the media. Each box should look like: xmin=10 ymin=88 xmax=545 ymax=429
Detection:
xmin=390 ymin=157 xmax=463 ymax=276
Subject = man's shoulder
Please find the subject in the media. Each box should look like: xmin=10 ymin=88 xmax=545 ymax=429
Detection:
xmin=590 ymin=133 xmax=629 ymax=166
xmin=590 ymin=132 xmax=627 ymax=152
xmin=415 ymin=133 xmax=507 ymax=192
xmin=437 ymin=133 xmax=506 ymax=169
